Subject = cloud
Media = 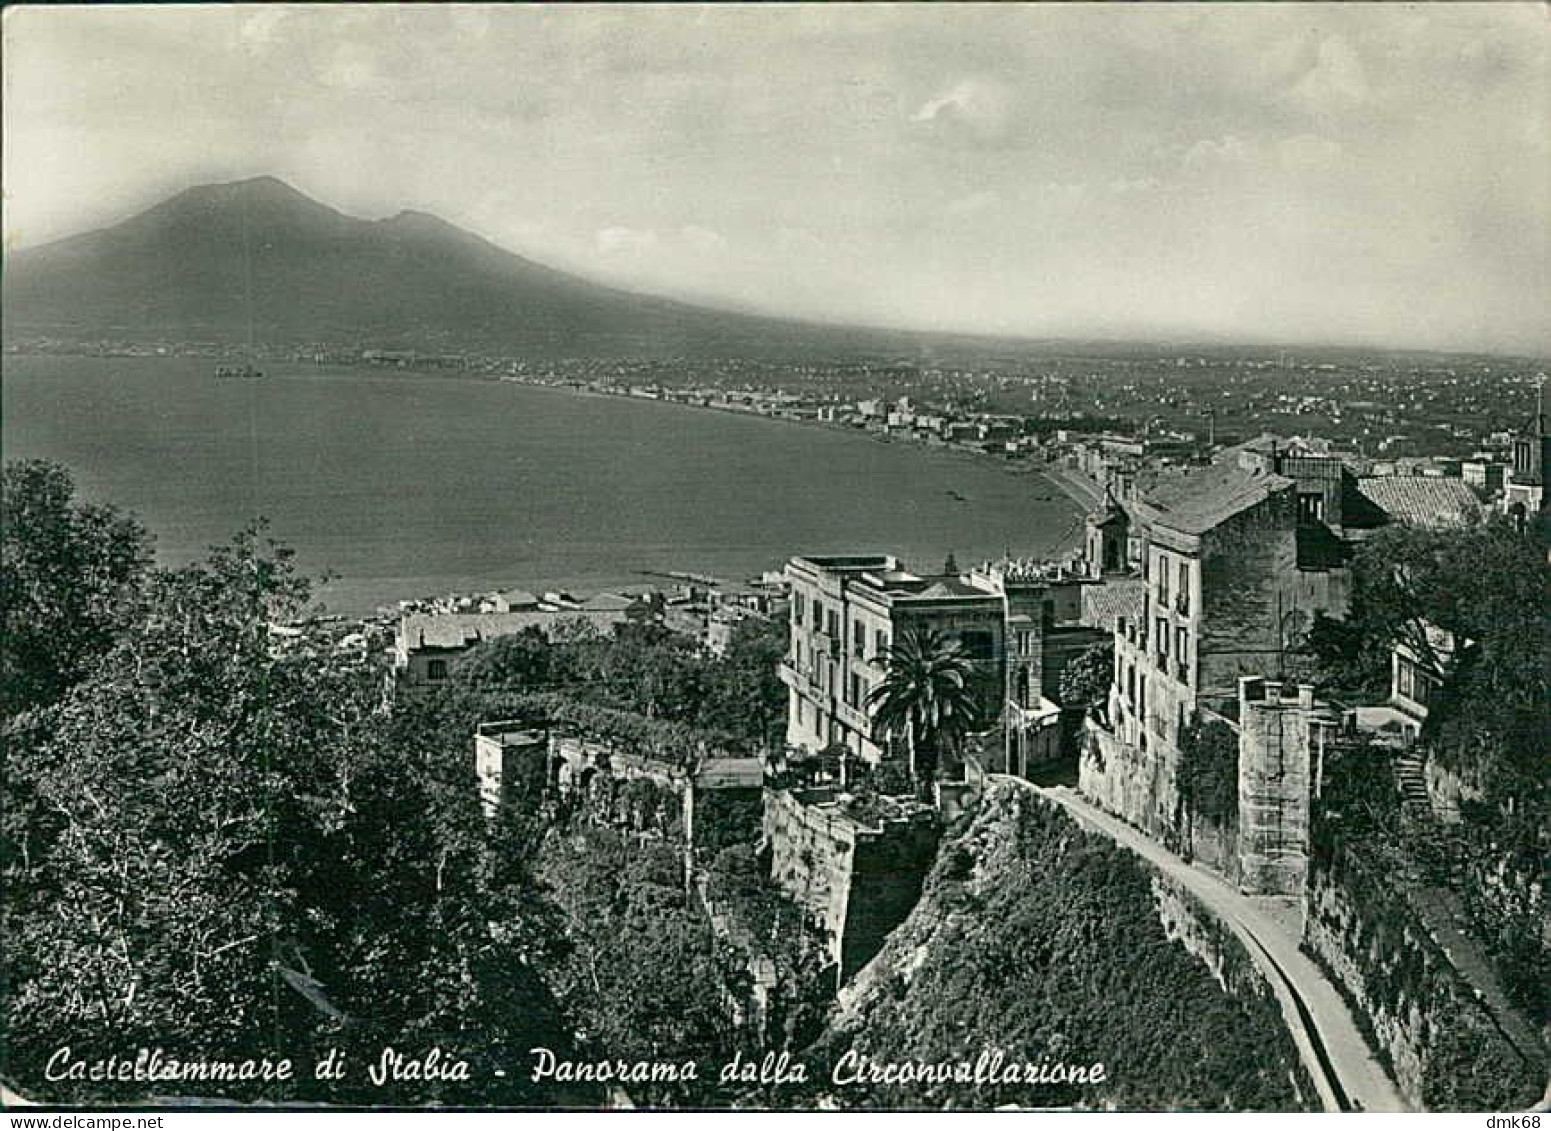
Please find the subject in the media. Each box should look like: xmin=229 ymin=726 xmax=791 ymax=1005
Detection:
xmin=595 ymin=226 xmax=660 ymax=259
xmin=238 ymin=8 xmax=287 ymax=50
xmin=912 ymin=77 xmax=1014 ymax=143
xmin=679 ymin=225 xmax=728 ymax=256
xmin=1278 ymin=133 xmax=1343 ymax=172
xmin=944 ymin=190 xmax=1000 ymax=218
xmin=1181 ymin=134 xmax=1256 ymax=174
xmin=4 ymin=4 xmax=1547 ymax=351
xmin=1291 ymin=35 xmax=1370 ymax=113
xmin=318 ymin=41 xmax=380 ymax=91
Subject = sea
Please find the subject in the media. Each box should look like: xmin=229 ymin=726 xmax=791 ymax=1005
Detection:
xmin=1 ymin=355 xmax=1084 ymax=616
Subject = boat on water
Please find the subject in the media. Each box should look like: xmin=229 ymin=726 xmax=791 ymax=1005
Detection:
xmin=214 ymin=364 xmax=265 ymax=379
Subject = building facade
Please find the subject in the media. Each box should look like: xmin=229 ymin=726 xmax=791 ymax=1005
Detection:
xmin=1086 ymin=459 xmax=1353 ymax=848
xmin=781 ymin=555 xmax=1005 ymax=765
xmin=780 ymin=554 xmax=1108 ymax=776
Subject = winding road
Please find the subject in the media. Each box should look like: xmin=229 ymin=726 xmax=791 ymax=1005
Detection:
xmin=991 ymin=775 xmax=1407 ymax=1113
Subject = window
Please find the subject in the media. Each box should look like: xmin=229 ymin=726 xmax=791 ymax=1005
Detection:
xmin=1298 ymin=492 xmax=1325 ymax=525
xmin=1155 ymin=617 xmax=1169 ymax=665
xmin=850 ymin=673 xmax=863 ymax=709
xmin=1176 ymin=560 xmax=1190 ymax=614
xmin=961 ymin=629 xmax=995 ymax=662
xmin=427 ymin=658 xmax=448 ymax=681
xmin=1157 ymin=552 xmax=1170 ymax=603
xmin=853 ymin=620 xmax=865 ymax=655
xmin=1175 ymin=626 xmax=1189 ymax=681
xmin=827 ymin=609 xmax=840 ymax=639
xmin=874 ymin=629 xmax=888 ymax=658
xmin=1397 ymin=658 xmax=1436 ymax=707
xmin=1015 ymin=668 xmax=1030 ymax=708
xmin=794 ymin=591 xmax=805 ymax=622
xmin=1018 ymin=629 xmax=1033 ymax=656
xmin=811 ymin=601 xmax=822 ymax=630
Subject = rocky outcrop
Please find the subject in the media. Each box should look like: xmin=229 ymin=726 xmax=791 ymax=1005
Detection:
xmin=1304 ymin=841 xmax=1547 ymax=1111
xmin=813 ymin=781 xmax=1313 ymax=1110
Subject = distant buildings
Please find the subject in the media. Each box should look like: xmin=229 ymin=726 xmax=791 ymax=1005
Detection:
xmin=394 ymin=602 xmax=635 ymax=682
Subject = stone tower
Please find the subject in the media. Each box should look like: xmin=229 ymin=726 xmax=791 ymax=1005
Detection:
xmin=1236 ymin=676 xmax=1318 ymax=897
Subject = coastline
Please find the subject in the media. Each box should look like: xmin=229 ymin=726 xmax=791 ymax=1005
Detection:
xmin=6 ymin=351 xmax=1091 ymax=619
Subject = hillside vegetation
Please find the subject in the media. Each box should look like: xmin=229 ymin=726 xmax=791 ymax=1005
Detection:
xmin=815 ymin=781 xmax=1312 ymax=1111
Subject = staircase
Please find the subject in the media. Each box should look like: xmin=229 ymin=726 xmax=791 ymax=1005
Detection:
xmin=1391 ymin=753 xmax=1432 ymax=821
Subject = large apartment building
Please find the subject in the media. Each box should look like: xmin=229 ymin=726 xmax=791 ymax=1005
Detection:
xmin=1089 ymin=455 xmax=1354 ymax=839
xmin=781 ymin=554 xmax=1108 ymax=775
xmin=782 ymin=555 xmax=1004 ymax=765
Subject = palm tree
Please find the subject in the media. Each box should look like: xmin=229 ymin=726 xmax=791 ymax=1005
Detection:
xmin=866 ymin=625 xmax=984 ymax=797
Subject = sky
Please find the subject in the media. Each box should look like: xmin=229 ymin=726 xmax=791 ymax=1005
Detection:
xmin=4 ymin=3 xmax=1548 ymax=354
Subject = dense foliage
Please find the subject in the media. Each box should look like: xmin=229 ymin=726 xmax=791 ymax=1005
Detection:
xmin=1 ymin=460 xmax=152 ymax=715
xmin=1058 ymin=640 xmax=1114 ymax=712
xmin=1306 ymin=518 xmax=1548 ymax=1032
xmin=867 ymin=626 xmax=985 ymax=793
xmin=455 ymin=616 xmax=787 ymax=755
xmin=1 ymin=460 xmax=803 ymax=1105
xmin=1311 ymin=519 xmax=1548 ymax=809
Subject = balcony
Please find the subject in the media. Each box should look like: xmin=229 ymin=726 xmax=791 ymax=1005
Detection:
xmin=778 ymin=660 xmax=824 ymax=698
xmin=836 ymin=697 xmax=871 ymax=732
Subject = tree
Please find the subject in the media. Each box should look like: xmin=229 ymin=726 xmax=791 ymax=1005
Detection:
xmin=454 ymin=625 xmax=553 ymax=690
xmin=3 ymin=524 xmax=373 ymax=1100
xmin=701 ymin=616 xmax=787 ymax=751
xmin=1 ymin=459 xmax=152 ymax=715
xmin=866 ymin=626 xmax=984 ymax=796
xmin=1334 ymin=519 xmax=1549 ymax=808
xmin=1059 ymin=641 xmax=1114 ymax=712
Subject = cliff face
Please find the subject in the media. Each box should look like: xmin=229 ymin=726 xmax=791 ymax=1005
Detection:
xmin=814 ymin=781 xmax=1313 ymax=1110
xmin=1305 ymin=841 xmax=1547 ymax=1111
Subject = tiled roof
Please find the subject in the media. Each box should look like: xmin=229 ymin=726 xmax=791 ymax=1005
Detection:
xmin=1136 ymin=464 xmax=1294 ymax=535
xmin=1357 ymin=477 xmax=1482 ymax=529
xmin=402 ymin=609 xmax=627 ymax=651
xmin=1080 ymin=578 xmax=1146 ymax=631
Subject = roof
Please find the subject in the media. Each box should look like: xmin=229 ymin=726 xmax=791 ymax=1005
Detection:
xmin=1080 ymin=578 xmax=1146 ymax=631
xmin=1136 ymin=463 xmax=1295 ymax=536
xmin=498 ymin=588 xmax=540 ymax=608
xmin=694 ymin=757 xmax=765 ymax=790
xmin=578 ymin=591 xmax=637 ymax=612
xmin=915 ymin=577 xmax=982 ymax=598
xmin=401 ymin=608 xmax=627 ymax=651
xmin=1357 ymin=477 xmax=1482 ymax=530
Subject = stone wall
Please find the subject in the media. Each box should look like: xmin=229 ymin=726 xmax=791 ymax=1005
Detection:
xmin=1304 ymin=842 xmax=1546 ymax=1111
xmin=1082 ymin=678 xmax=1323 ymax=898
xmin=763 ymin=786 xmax=940 ymax=984
xmin=1197 ymin=497 xmax=1349 ymax=702
xmin=1236 ymin=679 xmax=1314 ymax=897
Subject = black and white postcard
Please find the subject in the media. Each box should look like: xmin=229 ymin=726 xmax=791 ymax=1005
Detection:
xmin=2 ymin=2 xmax=1547 ymax=1118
